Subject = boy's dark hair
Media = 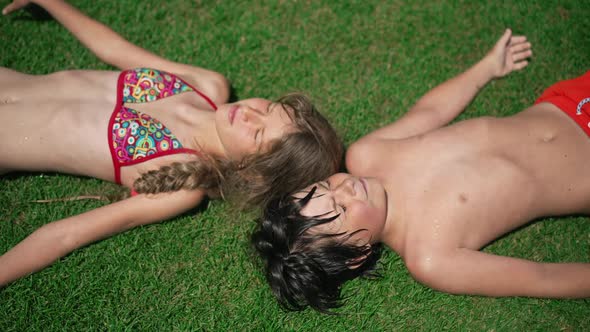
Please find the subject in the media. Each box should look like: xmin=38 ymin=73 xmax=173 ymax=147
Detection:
xmin=252 ymin=186 xmax=382 ymax=313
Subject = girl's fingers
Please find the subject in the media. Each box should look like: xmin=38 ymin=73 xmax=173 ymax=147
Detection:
xmin=2 ymin=1 xmax=26 ymax=15
xmin=2 ymin=3 xmax=17 ymax=15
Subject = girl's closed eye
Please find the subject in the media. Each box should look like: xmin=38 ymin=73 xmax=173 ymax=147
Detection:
xmin=254 ymin=129 xmax=260 ymax=142
xmin=255 ymin=129 xmax=265 ymax=148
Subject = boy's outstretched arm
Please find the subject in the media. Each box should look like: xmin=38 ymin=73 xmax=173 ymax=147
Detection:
xmin=0 ymin=190 xmax=204 ymax=287
xmin=362 ymin=29 xmax=532 ymax=141
xmin=408 ymin=248 xmax=590 ymax=299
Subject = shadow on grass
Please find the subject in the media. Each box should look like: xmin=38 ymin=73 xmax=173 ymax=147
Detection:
xmin=18 ymin=4 xmax=53 ymax=21
xmin=228 ymin=84 xmax=240 ymax=103
xmin=481 ymin=214 xmax=586 ymax=252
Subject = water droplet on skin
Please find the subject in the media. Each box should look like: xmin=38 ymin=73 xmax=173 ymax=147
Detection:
xmin=542 ymin=133 xmax=556 ymax=143
xmin=432 ymin=219 xmax=440 ymax=239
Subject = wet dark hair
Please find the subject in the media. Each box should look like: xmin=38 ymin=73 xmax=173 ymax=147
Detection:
xmin=252 ymin=186 xmax=383 ymax=313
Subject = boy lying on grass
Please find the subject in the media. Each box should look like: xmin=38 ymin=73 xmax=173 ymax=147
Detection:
xmin=253 ymin=29 xmax=590 ymax=312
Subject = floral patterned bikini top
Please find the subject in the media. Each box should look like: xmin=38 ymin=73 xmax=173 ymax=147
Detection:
xmin=108 ymin=68 xmax=218 ymax=184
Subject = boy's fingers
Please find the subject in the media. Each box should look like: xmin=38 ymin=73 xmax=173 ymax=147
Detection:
xmin=513 ymin=61 xmax=529 ymax=71
xmin=509 ymin=36 xmax=528 ymax=45
xmin=497 ymin=28 xmax=512 ymax=46
xmin=513 ymin=50 xmax=532 ymax=62
xmin=511 ymin=42 xmax=532 ymax=53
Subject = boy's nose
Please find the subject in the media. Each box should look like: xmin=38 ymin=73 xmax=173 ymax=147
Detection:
xmin=334 ymin=178 xmax=356 ymax=198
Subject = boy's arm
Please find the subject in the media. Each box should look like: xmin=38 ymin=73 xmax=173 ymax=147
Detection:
xmin=0 ymin=189 xmax=205 ymax=287
xmin=361 ymin=29 xmax=532 ymax=141
xmin=409 ymin=248 xmax=590 ymax=298
xmin=3 ymin=0 xmax=229 ymax=104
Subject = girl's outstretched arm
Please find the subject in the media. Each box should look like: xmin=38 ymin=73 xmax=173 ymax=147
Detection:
xmin=362 ymin=29 xmax=532 ymax=141
xmin=2 ymin=0 xmax=229 ymax=104
xmin=408 ymin=248 xmax=590 ymax=299
xmin=0 ymin=189 xmax=204 ymax=287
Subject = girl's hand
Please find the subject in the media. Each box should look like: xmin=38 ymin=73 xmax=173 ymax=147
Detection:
xmin=2 ymin=0 xmax=32 ymax=15
xmin=486 ymin=29 xmax=532 ymax=78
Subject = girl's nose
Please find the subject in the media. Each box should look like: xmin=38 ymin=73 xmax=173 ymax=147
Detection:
xmin=242 ymin=106 xmax=263 ymax=124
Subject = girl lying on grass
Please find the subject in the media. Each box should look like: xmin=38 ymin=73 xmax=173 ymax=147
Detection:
xmin=253 ymin=29 xmax=590 ymax=312
xmin=0 ymin=0 xmax=342 ymax=287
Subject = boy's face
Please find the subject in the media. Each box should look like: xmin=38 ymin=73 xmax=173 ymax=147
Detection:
xmin=297 ymin=173 xmax=388 ymax=245
xmin=216 ymin=98 xmax=295 ymax=160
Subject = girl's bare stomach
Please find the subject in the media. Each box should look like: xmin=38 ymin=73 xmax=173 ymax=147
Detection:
xmin=0 ymin=69 xmax=203 ymax=187
xmin=0 ymin=70 xmax=120 ymax=180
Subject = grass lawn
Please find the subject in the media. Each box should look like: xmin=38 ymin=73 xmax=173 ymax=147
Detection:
xmin=1 ymin=0 xmax=589 ymax=330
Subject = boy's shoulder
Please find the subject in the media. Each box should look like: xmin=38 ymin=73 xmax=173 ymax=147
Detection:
xmin=346 ymin=136 xmax=410 ymax=176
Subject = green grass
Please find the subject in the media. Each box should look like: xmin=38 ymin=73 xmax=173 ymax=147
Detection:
xmin=1 ymin=0 xmax=589 ymax=330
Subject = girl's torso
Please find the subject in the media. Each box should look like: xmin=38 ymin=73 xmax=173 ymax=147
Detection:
xmin=359 ymin=103 xmax=590 ymax=253
xmin=0 ymin=68 xmax=217 ymax=187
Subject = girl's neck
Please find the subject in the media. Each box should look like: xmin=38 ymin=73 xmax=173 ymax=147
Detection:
xmin=181 ymin=108 xmax=227 ymax=159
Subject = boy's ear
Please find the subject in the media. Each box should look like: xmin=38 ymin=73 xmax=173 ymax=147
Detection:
xmin=346 ymin=245 xmax=371 ymax=270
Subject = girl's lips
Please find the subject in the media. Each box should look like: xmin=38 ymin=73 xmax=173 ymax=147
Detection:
xmin=229 ymin=105 xmax=239 ymax=124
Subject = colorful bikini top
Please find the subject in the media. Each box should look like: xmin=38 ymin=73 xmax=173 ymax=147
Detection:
xmin=108 ymin=68 xmax=218 ymax=184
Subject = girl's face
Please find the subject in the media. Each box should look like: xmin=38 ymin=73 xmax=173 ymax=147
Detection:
xmin=216 ymin=98 xmax=295 ymax=160
xmin=297 ymin=173 xmax=388 ymax=245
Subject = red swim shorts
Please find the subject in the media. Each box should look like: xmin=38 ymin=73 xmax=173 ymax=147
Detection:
xmin=535 ymin=70 xmax=590 ymax=136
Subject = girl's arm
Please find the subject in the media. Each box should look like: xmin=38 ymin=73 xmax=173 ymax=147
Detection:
xmin=0 ymin=189 xmax=204 ymax=287
xmin=408 ymin=248 xmax=590 ymax=298
xmin=2 ymin=0 xmax=229 ymax=104
xmin=361 ymin=29 xmax=532 ymax=141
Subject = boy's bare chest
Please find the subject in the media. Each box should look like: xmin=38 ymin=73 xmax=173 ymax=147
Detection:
xmin=389 ymin=152 xmax=540 ymax=251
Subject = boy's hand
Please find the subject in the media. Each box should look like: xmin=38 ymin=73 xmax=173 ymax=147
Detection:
xmin=486 ymin=29 xmax=532 ymax=78
xmin=2 ymin=0 xmax=32 ymax=15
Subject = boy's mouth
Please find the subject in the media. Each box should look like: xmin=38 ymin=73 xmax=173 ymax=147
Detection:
xmin=229 ymin=105 xmax=239 ymax=125
xmin=359 ymin=178 xmax=368 ymax=198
